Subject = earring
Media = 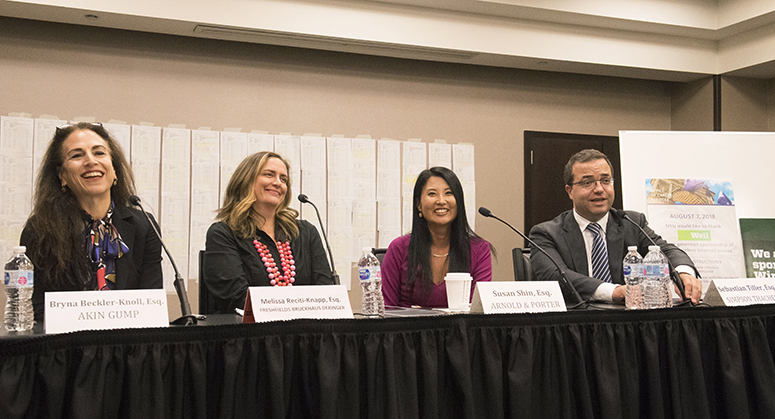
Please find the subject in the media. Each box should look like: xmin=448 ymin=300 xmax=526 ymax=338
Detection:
xmin=419 ymin=212 xmax=423 ymax=218
xmin=112 ymin=178 xmax=118 ymax=186
xmin=61 ymin=183 xmax=66 ymax=193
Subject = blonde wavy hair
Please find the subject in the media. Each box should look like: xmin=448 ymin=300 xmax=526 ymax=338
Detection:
xmin=216 ymin=151 xmax=299 ymax=240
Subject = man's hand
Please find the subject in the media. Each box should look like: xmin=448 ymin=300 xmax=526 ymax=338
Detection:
xmin=612 ymin=285 xmax=626 ymax=303
xmin=677 ymin=273 xmax=702 ymax=304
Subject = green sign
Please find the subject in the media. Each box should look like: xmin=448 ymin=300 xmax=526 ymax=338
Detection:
xmin=677 ymin=230 xmax=711 ymax=241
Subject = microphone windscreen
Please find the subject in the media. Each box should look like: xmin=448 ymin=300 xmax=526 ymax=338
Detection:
xmin=129 ymin=195 xmax=141 ymax=206
xmin=478 ymin=207 xmax=492 ymax=217
xmin=615 ymin=208 xmax=628 ymax=218
xmin=298 ymin=194 xmax=309 ymax=203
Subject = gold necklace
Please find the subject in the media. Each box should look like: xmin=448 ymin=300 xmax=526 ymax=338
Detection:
xmin=432 ymin=252 xmax=449 ymax=258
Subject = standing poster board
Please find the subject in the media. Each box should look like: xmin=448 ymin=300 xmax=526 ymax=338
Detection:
xmin=620 ymin=131 xmax=775 ymax=293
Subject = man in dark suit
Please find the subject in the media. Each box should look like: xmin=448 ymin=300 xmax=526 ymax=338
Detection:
xmin=528 ymin=149 xmax=701 ymax=304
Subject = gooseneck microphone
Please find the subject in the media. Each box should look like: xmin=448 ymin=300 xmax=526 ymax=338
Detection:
xmin=478 ymin=207 xmax=586 ymax=308
xmin=130 ymin=195 xmax=199 ymax=325
xmin=298 ymin=194 xmax=340 ymax=285
xmin=614 ymin=209 xmax=688 ymax=302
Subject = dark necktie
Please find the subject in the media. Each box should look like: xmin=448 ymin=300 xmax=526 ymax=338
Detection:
xmin=587 ymin=222 xmax=612 ymax=283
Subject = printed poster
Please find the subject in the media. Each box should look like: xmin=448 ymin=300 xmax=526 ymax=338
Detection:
xmin=645 ymin=179 xmax=745 ymax=293
xmin=739 ymin=218 xmax=775 ymax=279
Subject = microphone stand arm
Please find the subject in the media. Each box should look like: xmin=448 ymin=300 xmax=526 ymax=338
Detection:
xmin=487 ymin=213 xmax=586 ymax=308
xmin=305 ymin=200 xmax=340 ymax=285
xmin=135 ymin=201 xmax=198 ymax=325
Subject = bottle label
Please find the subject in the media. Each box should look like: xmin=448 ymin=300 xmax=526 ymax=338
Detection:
xmin=4 ymin=270 xmax=34 ymax=287
xmin=623 ymin=266 xmax=631 ymax=276
xmin=644 ymin=264 xmax=668 ymax=277
xmin=358 ymin=266 xmax=381 ymax=281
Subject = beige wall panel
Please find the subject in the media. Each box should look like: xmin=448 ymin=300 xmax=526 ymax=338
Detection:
xmin=769 ymin=79 xmax=775 ymax=131
xmin=721 ymin=76 xmax=769 ymax=132
xmin=671 ymin=77 xmax=714 ymax=131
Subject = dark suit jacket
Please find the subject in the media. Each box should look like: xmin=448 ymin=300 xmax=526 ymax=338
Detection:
xmin=21 ymin=205 xmax=164 ymax=322
xmin=528 ymin=209 xmax=697 ymax=301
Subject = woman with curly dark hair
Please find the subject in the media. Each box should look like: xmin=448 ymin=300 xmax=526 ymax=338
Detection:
xmin=21 ymin=122 xmax=162 ymax=322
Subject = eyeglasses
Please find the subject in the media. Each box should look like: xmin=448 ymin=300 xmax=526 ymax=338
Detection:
xmin=55 ymin=122 xmax=103 ymax=135
xmin=570 ymin=178 xmax=614 ymax=189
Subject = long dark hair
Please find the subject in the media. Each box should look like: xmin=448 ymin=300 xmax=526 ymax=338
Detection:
xmin=24 ymin=122 xmax=135 ymax=290
xmin=404 ymin=167 xmax=485 ymax=304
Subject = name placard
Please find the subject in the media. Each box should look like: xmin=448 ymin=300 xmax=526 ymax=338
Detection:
xmin=243 ymin=285 xmax=353 ymax=323
xmin=703 ymin=278 xmax=775 ymax=306
xmin=45 ymin=289 xmax=169 ymax=334
xmin=471 ymin=281 xmax=567 ymax=314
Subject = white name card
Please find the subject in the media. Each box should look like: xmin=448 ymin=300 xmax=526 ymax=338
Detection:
xmin=243 ymin=285 xmax=353 ymax=323
xmin=45 ymin=289 xmax=169 ymax=334
xmin=471 ymin=281 xmax=567 ymax=314
xmin=703 ymin=278 xmax=775 ymax=307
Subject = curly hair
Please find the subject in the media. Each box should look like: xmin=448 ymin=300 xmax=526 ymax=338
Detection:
xmin=24 ymin=122 xmax=136 ymax=290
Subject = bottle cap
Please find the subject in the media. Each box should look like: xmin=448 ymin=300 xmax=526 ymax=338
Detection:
xmin=628 ymin=246 xmax=637 ymax=251
xmin=12 ymin=246 xmax=26 ymax=253
xmin=648 ymin=245 xmax=659 ymax=250
xmin=362 ymin=246 xmax=373 ymax=254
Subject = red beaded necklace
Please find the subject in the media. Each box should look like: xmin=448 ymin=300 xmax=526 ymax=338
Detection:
xmin=253 ymin=239 xmax=296 ymax=286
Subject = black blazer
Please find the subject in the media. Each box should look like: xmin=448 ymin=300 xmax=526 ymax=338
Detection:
xmin=528 ymin=209 xmax=697 ymax=301
xmin=20 ymin=205 xmax=163 ymax=322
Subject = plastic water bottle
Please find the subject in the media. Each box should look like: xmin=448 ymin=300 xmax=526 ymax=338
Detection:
xmin=623 ymin=246 xmax=643 ymax=309
xmin=4 ymin=246 xmax=35 ymax=331
xmin=642 ymin=245 xmax=672 ymax=309
xmin=358 ymin=247 xmax=384 ymax=317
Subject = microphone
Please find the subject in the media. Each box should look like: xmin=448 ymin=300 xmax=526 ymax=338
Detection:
xmin=478 ymin=207 xmax=586 ymax=308
xmin=130 ymin=195 xmax=199 ymax=325
xmin=614 ymin=209 xmax=688 ymax=302
xmin=298 ymin=194 xmax=340 ymax=285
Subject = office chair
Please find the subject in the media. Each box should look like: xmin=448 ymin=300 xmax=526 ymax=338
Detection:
xmin=372 ymin=248 xmax=388 ymax=264
xmin=512 ymin=247 xmax=535 ymax=281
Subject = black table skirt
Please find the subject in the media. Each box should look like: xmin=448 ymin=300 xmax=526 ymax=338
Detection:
xmin=2 ymin=305 xmax=775 ymax=419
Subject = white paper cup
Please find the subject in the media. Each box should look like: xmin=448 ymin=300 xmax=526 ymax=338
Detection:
xmin=445 ymin=273 xmax=473 ymax=310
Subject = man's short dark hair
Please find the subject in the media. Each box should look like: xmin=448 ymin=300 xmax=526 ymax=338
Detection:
xmin=564 ymin=149 xmax=614 ymax=185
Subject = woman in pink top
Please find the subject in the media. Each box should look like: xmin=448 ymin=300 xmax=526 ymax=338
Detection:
xmin=382 ymin=167 xmax=493 ymax=308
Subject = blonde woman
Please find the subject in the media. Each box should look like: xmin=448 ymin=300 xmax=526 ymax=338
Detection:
xmin=203 ymin=152 xmax=332 ymax=313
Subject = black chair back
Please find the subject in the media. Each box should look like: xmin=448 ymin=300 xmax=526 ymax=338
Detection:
xmin=372 ymin=248 xmax=388 ymax=264
xmin=198 ymin=250 xmax=213 ymax=314
xmin=512 ymin=247 xmax=535 ymax=281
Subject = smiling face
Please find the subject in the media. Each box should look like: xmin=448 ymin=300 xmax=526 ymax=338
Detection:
xmin=252 ymin=157 xmax=288 ymax=214
xmin=418 ymin=176 xmax=458 ymax=229
xmin=58 ymin=129 xmax=116 ymax=207
xmin=565 ymin=158 xmax=614 ymax=222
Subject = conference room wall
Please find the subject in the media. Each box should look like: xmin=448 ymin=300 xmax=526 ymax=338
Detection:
xmin=769 ymin=81 xmax=775 ymax=129
xmin=720 ymin=76 xmax=769 ymax=131
xmin=670 ymin=77 xmax=715 ymax=131
xmin=0 ymin=17 xmax=676 ymax=318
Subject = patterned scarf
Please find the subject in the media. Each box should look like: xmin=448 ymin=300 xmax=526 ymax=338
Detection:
xmin=83 ymin=202 xmax=129 ymax=290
